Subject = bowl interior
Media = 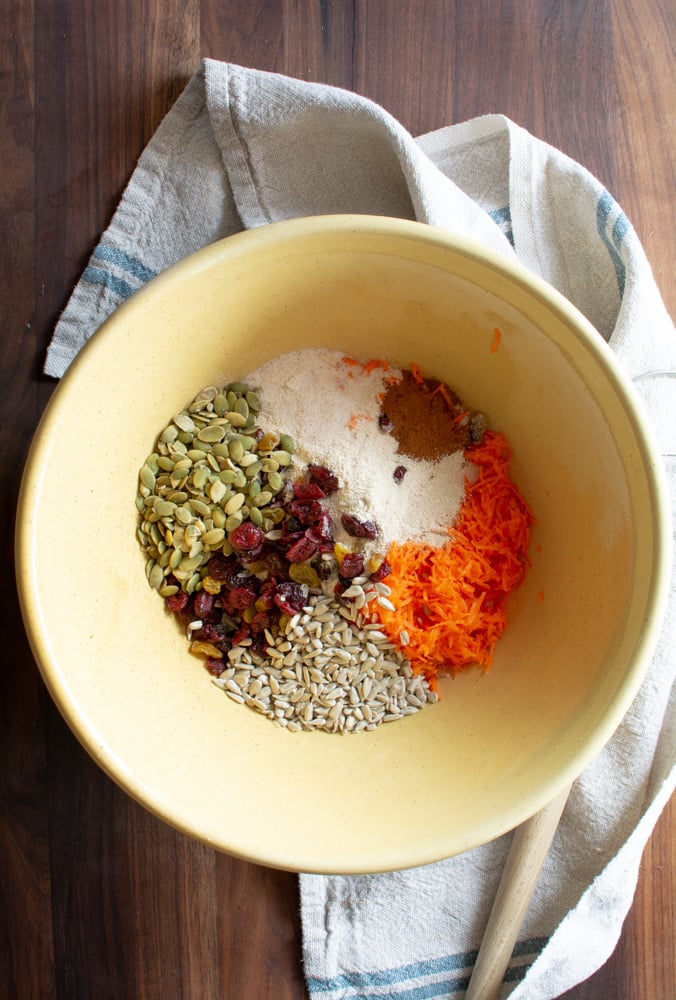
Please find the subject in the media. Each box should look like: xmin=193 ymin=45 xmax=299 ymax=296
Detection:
xmin=17 ymin=216 xmax=668 ymax=873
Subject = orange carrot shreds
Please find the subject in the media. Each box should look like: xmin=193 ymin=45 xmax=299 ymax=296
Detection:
xmin=410 ymin=361 xmax=425 ymax=383
xmin=372 ymin=431 xmax=534 ymax=683
xmin=347 ymin=413 xmax=375 ymax=430
xmin=341 ymin=356 xmax=390 ymax=375
xmin=491 ymin=327 xmax=501 ymax=353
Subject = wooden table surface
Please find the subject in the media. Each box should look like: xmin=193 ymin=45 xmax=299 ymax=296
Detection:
xmin=2 ymin=2 xmax=673 ymax=997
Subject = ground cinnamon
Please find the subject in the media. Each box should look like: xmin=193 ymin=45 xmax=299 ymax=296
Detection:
xmin=379 ymin=369 xmax=473 ymax=461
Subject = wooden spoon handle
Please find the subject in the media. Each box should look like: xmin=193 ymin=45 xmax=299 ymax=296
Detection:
xmin=465 ymin=785 xmax=571 ymax=1000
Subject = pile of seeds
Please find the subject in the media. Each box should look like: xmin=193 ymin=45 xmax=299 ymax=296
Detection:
xmin=213 ymin=593 xmax=438 ymax=732
xmin=136 ymin=383 xmax=295 ymax=597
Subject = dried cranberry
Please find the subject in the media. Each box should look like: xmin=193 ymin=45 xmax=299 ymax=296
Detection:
xmin=194 ymin=622 xmax=220 ymax=642
xmin=165 ymin=590 xmax=189 ymax=613
xmin=205 ymin=657 xmax=226 ymax=677
xmin=369 ymin=559 xmax=392 ymax=583
xmin=273 ymin=582 xmax=306 ymax=614
xmin=193 ymin=590 xmax=216 ymax=621
xmin=305 ymin=510 xmax=334 ymax=544
xmin=250 ymin=610 xmax=273 ymax=632
xmin=289 ymin=498 xmax=323 ymax=525
xmin=229 ymin=522 xmax=264 ymax=552
xmin=230 ymin=623 xmax=251 ymax=646
xmin=207 ymin=554 xmax=234 ymax=581
xmin=292 ymin=481 xmax=326 ymax=500
xmin=286 ymin=536 xmax=318 ymax=563
xmin=341 ymin=514 xmax=378 ymax=539
xmin=308 ymin=464 xmax=340 ymax=494
xmin=393 ymin=464 xmax=407 ymax=483
xmin=340 ymin=552 xmax=365 ymax=579
xmin=229 ymin=585 xmax=258 ymax=610
xmin=378 ymin=413 xmax=393 ymax=432
xmin=225 ymin=565 xmax=254 ymax=590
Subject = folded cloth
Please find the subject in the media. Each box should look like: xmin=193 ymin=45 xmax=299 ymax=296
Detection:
xmin=45 ymin=60 xmax=675 ymax=999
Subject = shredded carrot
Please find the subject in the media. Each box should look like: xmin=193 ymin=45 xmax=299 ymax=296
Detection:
xmin=410 ymin=362 xmax=425 ymax=384
xmin=452 ymin=409 xmax=469 ymax=425
xmin=347 ymin=413 xmax=375 ymax=430
xmin=372 ymin=431 xmax=534 ymax=683
xmin=491 ymin=327 xmax=501 ymax=353
xmin=341 ymin=355 xmax=361 ymax=367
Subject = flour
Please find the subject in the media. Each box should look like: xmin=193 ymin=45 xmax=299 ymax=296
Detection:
xmin=245 ymin=349 xmax=474 ymax=552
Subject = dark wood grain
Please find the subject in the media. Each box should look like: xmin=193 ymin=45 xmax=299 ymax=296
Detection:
xmin=1 ymin=1 xmax=673 ymax=998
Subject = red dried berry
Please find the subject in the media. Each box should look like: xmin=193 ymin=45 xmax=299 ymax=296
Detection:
xmin=393 ymin=465 xmax=407 ymax=483
xmin=230 ymin=585 xmax=259 ymax=610
xmin=308 ymin=464 xmax=340 ymax=494
xmin=378 ymin=413 xmax=393 ymax=433
xmin=193 ymin=590 xmax=215 ymax=620
xmin=340 ymin=552 xmax=365 ymax=579
xmin=369 ymin=559 xmax=392 ymax=583
xmin=165 ymin=590 xmax=189 ymax=613
xmin=229 ymin=522 xmax=264 ymax=552
xmin=292 ymin=481 xmax=326 ymax=500
xmin=341 ymin=514 xmax=378 ymax=540
xmin=273 ymin=582 xmax=306 ymax=614
xmin=205 ymin=658 xmax=226 ymax=677
xmin=286 ymin=536 xmax=318 ymax=563
xmin=305 ymin=510 xmax=334 ymax=544
xmin=206 ymin=554 xmax=234 ymax=581
xmin=289 ymin=498 xmax=323 ymax=525
xmin=230 ymin=623 xmax=251 ymax=646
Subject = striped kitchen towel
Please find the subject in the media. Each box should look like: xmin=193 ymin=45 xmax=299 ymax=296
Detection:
xmin=45 ymin=61 xmax=675 ymax=999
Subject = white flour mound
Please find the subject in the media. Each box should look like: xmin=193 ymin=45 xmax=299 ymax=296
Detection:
xmin=245 ymin=349 xmax=474 ymax=551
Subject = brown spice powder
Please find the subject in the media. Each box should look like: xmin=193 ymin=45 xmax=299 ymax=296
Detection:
xmin=380 ymin=370 xmax=471 ymax=461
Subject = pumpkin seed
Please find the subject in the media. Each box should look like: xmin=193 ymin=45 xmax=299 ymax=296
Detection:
xmin=140 ymin=465 xmax=156 ymax=490
xmin=197 ymin=424 xmax=227 ymax=443
xmin=224 ymin=410 xmax=247 ymax=428
xmin=173 ymin=412 xmax=196 ymax=433
xmin=202 ymin=528 xmax=226 ymax=548
xmin=224 ymin=492 xmax=245 ymax=514
xmin=279 ymin=434 xmax=295 ymax=454
xmin=209 ymin=480 xmax=227 ymax=503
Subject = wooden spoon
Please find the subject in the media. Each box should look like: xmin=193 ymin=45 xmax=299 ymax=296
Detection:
xmin=465 ymin=785 xmax=571 ymax=1000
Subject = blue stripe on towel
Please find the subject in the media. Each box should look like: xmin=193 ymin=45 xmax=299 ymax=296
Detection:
xmin=82 ymin=265 xmax=138 ymax=301
xmin=306 ymin=935 xmax=549 ymax=998
xmin=92 ymin=242 xmax=157 ymax=284
xmin=488 ymin=205 xmax=514 ymax=246
xmin=596 ymin=190 xmax=628 ymax=297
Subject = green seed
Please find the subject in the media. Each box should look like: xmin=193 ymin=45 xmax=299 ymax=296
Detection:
xmin=202 ymin=528 xmax=226 ymax=547
xmin=160 ymin=424 xmax=180 ymax=444
xmin=267 ymin=471 xmax=283 ymax=492
xmin=272 ymin=450 xmax=292 ymax=466
xmin=219 ymin=469 xmax=237 ymax=485
xmin=224 ymin=492 xmax=245 ymax=515
xmin=190 ymin=498 xmax=211 ymax=518
xmin=192 ymin=466 xmax=210 ymax=490
xmin=279 ymin=434 xmax=295 ymax=454
xmin=187 ymin=448 xmax=208 ymax=462
xmin=245 ymin=390 xmax=261 ymax=412
xmin=233 ymin=397 xmax=249 ymax=419
xmin=149 ymin=563 xmax=164 ymax=590
xmin=140 ymin=465 xmax=156 ymax=490
xmin=250 ymin=506 xmax=263 ymax=526
xmin=213 ymin=393 xmax=228 ymax=416
xmin=229 ymin=439 xmax=245 ymax=463
xmin=186 ymin=572 xmax=201 ymax=594
xmin=252 ymin=490 xmax=273 ymax=507
xmin=154 ymin=499 xmax=176 ymax=518
xmin=157 ymin=455 xmax=175 ymax=472
xmin=169 ymin=548 xmax=183 ymax=570
xmin=212 ymin=508 xmax=226 ymax=529
xmin=225 ymin=511 xmax=243 ymax=532
xmin=197 ymin=424 xmax=227 ymax=443
xmin=227 ymin=381 xmax=250 ymax=394
xmin=173 ymin=412 xmax=196 ymax=434
xmin=224 ymin=410 xmax=247 ymax=428
xmin=159 ymin=584 xmax=179 ymax=598
xmin=245 ymin=460 xmax=263 ymax=478
xmin=209 ymin=480 xmax=227 ymax=503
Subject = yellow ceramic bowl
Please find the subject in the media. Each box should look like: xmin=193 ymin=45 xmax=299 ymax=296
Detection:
xmin=16 ymin=216 xmax=670 ymax=874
